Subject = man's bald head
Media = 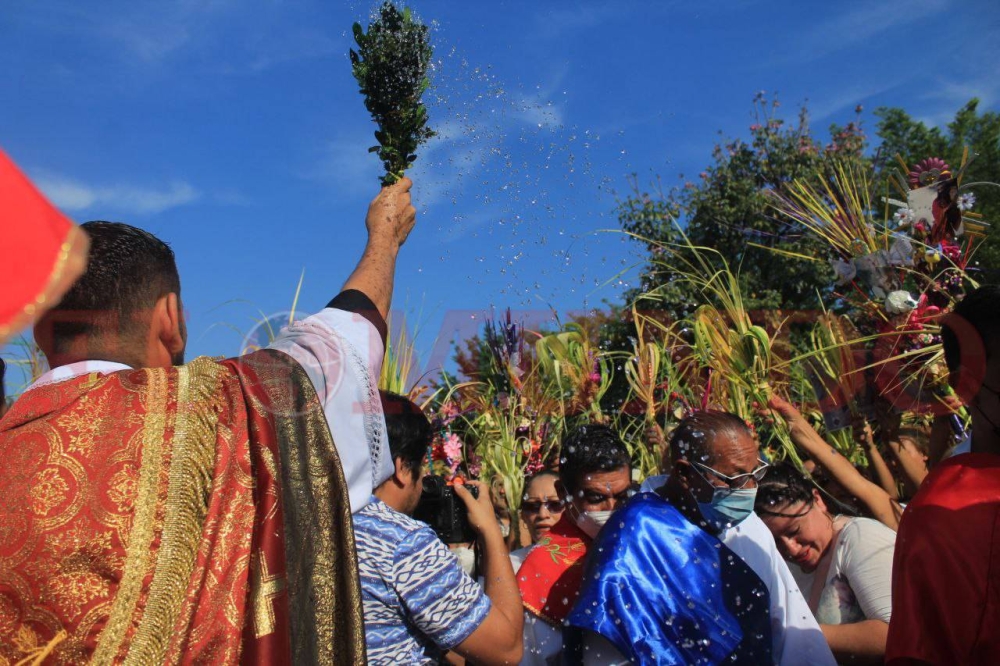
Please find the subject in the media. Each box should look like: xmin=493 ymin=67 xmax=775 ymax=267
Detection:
xmin=667 ymin=411 xmax=758 ymax=470
xmin=665 ymin=411 xmax=762 ymax=527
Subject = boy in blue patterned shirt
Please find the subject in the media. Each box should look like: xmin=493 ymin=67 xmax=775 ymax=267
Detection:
xmin=353 ymin=392 xmax=523 ymax=665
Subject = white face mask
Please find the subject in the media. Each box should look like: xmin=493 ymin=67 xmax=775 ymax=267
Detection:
xmin=574 ymin=509 xmax=614 ymax=539
xmin=453 ymin=546 xmax=476 ymax=577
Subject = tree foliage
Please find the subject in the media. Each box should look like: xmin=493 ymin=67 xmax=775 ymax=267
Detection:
xmin=620 ymin=94 xmax=868 ymax=322
xmin=618 ymin=95 xmax=1000 ymax=324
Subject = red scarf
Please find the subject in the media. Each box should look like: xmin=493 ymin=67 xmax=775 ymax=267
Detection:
xmin=517 ymin=514 xmax=591 ymax=626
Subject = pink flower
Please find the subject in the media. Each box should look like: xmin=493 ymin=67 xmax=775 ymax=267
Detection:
xmin=442 ymin=432 xmax=463 ymax=463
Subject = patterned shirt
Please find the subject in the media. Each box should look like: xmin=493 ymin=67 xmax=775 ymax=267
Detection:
xmin=354 ymin=498 xmax=491 ymax=664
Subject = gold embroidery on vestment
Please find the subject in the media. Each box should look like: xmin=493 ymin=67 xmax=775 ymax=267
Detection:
xmin=92 ymin=368 xmax=168 ymax=663
xmin=126 ymin=357 xmax=222 ymax=665
xmin=249 ymin=550 xmax=287 ymax=638
xmin=29 ymin=468 xmax=70 ymax=517
xmin=245 ymin=350 xmax=367 ymax=665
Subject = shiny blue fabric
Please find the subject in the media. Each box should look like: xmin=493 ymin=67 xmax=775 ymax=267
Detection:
xmin=565 ymin=493 xmax=772 ymax=665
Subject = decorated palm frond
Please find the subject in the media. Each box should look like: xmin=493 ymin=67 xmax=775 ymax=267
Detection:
xmin=631 ymin=228 xmax=799 ymax=463
xmin=804 ymin=313 xmax=869 ymax=466
xmin=379 ymin=314 xmax=421 ymax=397
xmin=534 ymin=322 xmax=612 ymax=424
xmin=768 ymin=159 xmax=886 ymax=260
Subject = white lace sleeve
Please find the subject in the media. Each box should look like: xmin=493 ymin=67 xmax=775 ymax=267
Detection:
xmin=268 ymin=308 xmax=393 ymax=513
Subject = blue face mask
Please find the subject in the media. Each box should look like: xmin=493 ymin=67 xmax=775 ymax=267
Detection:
xmin=697 ymin=487 xmax=757 ymax=533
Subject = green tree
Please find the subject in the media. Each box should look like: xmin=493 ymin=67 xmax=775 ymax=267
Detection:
xmin=619 ymin=94 xmax=869 ymax=322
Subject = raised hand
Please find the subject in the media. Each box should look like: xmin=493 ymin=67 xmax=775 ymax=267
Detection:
xmin=366 ymin=177 xmax=417 ymax=251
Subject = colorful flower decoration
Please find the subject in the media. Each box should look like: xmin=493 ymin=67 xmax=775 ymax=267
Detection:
xmin=885 ymin=290 xmax=919 ymax=316
xmin=830 ymin=258 xmax=857 ymax=285
xmin=894 ymin=207 xmax=916 ymax=228
xmin=924 ymin=245 xmax=942 ymax=267
xmin=908 ymin=157 xmax=951 ymax=188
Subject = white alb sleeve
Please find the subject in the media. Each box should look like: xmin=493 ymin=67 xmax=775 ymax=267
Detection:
xmin=268 ymin=308 xmax=393 ymax=513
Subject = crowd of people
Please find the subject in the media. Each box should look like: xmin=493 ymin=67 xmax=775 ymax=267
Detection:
xmin=1 ymin=173 xmax=999 ymax=665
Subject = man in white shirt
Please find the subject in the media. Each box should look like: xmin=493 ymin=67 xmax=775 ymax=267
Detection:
xmin=636 ymin=474 xmax=835 ymax=663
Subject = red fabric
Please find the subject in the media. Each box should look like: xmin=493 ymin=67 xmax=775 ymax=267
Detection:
xmin=517 ymin=514 xmax=591 ymax=626
xmin=0 ymin=362 xmax=292 ymax=664
xmin=223 ymin=357 xmax=292 ymax=664
xmin=0 ymin=149 xmax=79 ymax=331
xmin=886 ymin=453 xmax=1000 ymax=665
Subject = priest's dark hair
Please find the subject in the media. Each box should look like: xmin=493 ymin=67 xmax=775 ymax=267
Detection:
xmin=380 ymin=390 xmax=432 ymax=478
xmin=38 ymin=221 xmax=181 ymax=356
xmin=942 ymin=285 xmax=1000 ymax=373
xmin=559 ymin=424 xmax=631 ymax=494
xmin=667 ymin=411 xmax=754 ymax=467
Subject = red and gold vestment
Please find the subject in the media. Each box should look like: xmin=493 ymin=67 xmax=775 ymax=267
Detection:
xmin=0 ymin=351 xmax=365 ymax=665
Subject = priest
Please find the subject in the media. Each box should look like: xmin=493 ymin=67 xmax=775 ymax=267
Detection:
xmin=0 ymin=178 xmax=416 ymax=664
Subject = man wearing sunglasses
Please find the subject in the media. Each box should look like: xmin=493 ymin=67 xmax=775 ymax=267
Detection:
xmin=567 ymin=411 xmax=835 ymax=665
xmin=517 ymin=424 xmax=633 ymax=666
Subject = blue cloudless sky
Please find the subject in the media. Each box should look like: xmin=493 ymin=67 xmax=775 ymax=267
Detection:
xmin=2 ymin=0 xmax=998 ymax=388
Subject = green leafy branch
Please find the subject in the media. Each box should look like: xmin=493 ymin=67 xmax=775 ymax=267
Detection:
xmin=350 ymin=2 xmax=435 ymax=186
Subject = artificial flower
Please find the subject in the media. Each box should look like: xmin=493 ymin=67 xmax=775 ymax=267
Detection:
xmin=442 ymin=432 xmax=463 ymax=461
xmin=958 ymin=192 xmax=976 ymax=212
xmin=885 ymin=290 xmax=919 ymax=315
xmin=894 ymin=207 xmax=916 ymax=228
xmin=830 ymin=258 xmax=856 ymax=285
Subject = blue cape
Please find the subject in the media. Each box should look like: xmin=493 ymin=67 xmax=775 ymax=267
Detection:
xmin=565 ymin=492 xmax=772 ymax=665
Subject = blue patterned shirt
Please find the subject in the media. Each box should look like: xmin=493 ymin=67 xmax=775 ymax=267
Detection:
xmin=353 ymin=498 xmax=491 ymax=664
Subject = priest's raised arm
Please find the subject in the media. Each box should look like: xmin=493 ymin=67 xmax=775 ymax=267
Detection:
xmin=267 ymin=177 xmax=416 ymax=513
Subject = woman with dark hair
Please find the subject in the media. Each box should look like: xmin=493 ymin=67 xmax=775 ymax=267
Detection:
xmin=756 ymin=462 xmax=896 ymax=664
xmin=509 ymin=471 xmax=564 ymax=572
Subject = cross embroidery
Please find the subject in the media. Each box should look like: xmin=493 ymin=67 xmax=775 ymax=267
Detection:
xmin=249 ymin=550 xmax=287 ymax=638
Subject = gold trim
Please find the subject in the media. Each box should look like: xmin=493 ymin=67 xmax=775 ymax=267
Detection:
xmin=241 ymin=350 xmax=367 ymax=665
xmin=92 ymin=368 xmax=169 ymax=664
xmin=124 ymin=358 xmax=222 ymax=665
xmin=249 ymin=550 xmax=288 ymax=638
xmin=0 ymin=224 xmax=89 ymax=345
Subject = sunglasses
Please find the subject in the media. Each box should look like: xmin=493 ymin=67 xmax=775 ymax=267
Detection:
xmin=690 ymin=458 xmax=770 ymax=490
xmin=521 ymin=499 xmax=565 ymax=514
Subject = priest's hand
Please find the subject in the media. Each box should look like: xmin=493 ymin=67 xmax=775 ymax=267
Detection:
xmin=341 ymin=178 xmax=417 ymax=318
xmin=366 ymin=177 xmax=417 ymax=251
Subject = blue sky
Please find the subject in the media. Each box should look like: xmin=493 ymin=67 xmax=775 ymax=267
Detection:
xmin=2 ymin=0 xmax=998 ymax=388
